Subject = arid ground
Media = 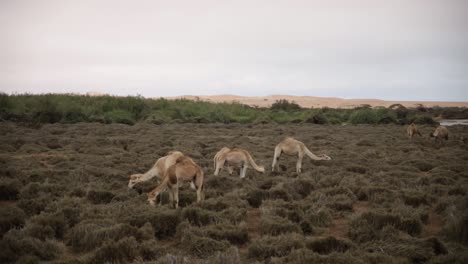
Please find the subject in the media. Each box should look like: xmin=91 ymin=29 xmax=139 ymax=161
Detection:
xmin=1 ymin=123 xmax=467 ymax=263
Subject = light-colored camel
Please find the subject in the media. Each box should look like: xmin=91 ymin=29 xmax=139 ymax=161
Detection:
xmin=430 ymin=125 xmax=449 ymax=144
xmin=147 ymin=156 xmax=204 ymax=208
xmin=272 ymin=137 xmax=331 ymax=174
xmin=214 ymin=147 xmax=265 ymax=178
xmin=128 ymin=151 xmax=184 ymax=188
xmin=406 ymin=123 xmax=422 ymax=139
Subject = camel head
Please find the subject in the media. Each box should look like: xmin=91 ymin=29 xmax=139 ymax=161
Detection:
xmin=128 ymin=174 xmax=142 ymax=188
xmin=258 ymin=166 xmax=265 ymax=173
xmin=319 ymin=154 xmax=332 ymax=160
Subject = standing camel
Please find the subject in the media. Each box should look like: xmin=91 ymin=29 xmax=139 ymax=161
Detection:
xmin=272 ymin=137 xmax=331 ymax=174
xmin=214 ymin=147 xmax=264 ymax=178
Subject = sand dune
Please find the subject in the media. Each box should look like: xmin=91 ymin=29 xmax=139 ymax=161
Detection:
xmin=167 ymin=95 xmax=468 ymax=108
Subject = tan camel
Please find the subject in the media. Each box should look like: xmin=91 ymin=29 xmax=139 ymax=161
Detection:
xmin=214 ymin=147 xmax=265 ymax=178
xmin=128 ymin=151 xmax=184 ymax=188
xmin=406 ymin=123 xmax=422 ymax=139
xmin=147 ymin=156 xmax=204 ymax=208
xmin=430 ymin=126 xmax=449 ymax=144
xmin=272 ymin=137 xmax=331 ymax=174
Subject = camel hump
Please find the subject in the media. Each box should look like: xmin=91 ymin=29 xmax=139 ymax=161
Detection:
xmin=175 ymin=156 xmax=189 ymax=163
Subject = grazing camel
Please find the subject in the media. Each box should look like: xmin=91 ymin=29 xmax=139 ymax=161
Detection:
xmin=214 ymin=147 xmax=265 ymax=178
xmin=147 ymin=156 xmax=204 ymax=208
xmin=272 ymin=137 xmax=331 ymax=174
xmin=430 ymin=126 xmax=449 ymax=145
xmin=128 ymin=151 xmax=184 ymax=188
xmin=407 ymin=123 xmax=422 ymax=139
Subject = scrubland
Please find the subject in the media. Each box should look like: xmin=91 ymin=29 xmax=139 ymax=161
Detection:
xmin=0 ymin=122 xmax=467 ymax=263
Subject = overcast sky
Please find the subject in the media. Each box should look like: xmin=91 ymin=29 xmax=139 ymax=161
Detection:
xmin=1 ymin=0 xmax=467 ymax=101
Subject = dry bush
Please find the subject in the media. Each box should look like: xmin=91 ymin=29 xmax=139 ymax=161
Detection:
xmin=202 ymin=224 xmax=249 ymax=245
xmin=442 ymin=210 xmax=468 ymax=245
xmin=0 ymin=178 xmax=21 ymax=200
xmin=306 ymin=236 xmax=355 ymax=255
xmin=67 ymin=220 xmax=146 ymax=252
xmin=181 ymin=207 xmax=219 ymax=226
xmin=246 ymin=188 xmax=269 ymax=208
xmin=0 ymin=205 xmax=26 ymax=236
xmin=0 ymin=229 xmax=63 ymax=263
xmin=86 ymin=189 xmax=115 ymax=204
xmin=26 ymin=212 xmax=67 ymax=240
xmin=261 ymin=215 xmax=301 ymax=236
xmin=123 ymin=208 xmax=181 ymax=239
xmin=348 ymin=210 xmax=422 ymax=243
xmin=180 ymin=228 xmax=230 ymax=258
xmin=247 ymin=233 xmax=305 ymax=261
xmin=88 ymin=237 xmax=139 ymax=264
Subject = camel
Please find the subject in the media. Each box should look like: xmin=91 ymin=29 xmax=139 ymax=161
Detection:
xmin=406 ymin=123 xmax=422 ymax=139
xmin=272 ymin=137 xmax=331 ymax=174
xmin=430 ymin=126 xmax=449 ymax=144
xmin=147 ymin=156 xmax=204 ymax=208
xmin=128 ymin=151 xmax=184 ymax=188
xmin=214 ymin=147 xmax=265 ymax=178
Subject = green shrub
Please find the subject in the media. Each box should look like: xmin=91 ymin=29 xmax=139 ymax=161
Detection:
xmin=270 ymin=99 xmax=301 ymax=111
xmin=305 ymin=112 xmax=328 ymax=124
xmin=349 ymin=108 xmax=378 ymax=124
xmin=103 ymin=110 xmax=135 ymax=125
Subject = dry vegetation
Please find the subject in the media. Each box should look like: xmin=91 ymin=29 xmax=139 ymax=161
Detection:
xmin=0 ymin=122 xmax=467 ymax=263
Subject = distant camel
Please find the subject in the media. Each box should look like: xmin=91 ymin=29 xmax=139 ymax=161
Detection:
xmin=147 ymin=156 xmax=204 ymax=208
xmin=214 ymin=147 xmax=265 ymax=178
xmin=272 ymin=137 xmax=331 ymax=174
xmin=128 ymin=151 xmax=184 ymax=188
xmin=407 ymin=123 xmax=422 ymax=139
xmin=430 ymin=126 xmax=449 ymax=145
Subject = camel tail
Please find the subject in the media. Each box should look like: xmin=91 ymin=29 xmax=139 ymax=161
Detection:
xmin=245 ymin=151 xmax=264 ymax=172
xmin=303 ymin=145 xmax=322 ymax=160
xmin=194 ymin=168 xmax=204 ymax=190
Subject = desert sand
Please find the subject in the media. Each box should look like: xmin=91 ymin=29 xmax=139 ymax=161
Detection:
xmin=167 ymin=95 xmax=468 ymax=108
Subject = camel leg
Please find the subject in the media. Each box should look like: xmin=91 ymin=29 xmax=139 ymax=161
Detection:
xmin=240 ymin=163 xmax=247 ymax=178
xmin=272 ymin=146 xmax=281 ymax=172
xmin=296 ymin=152 xmax=304 ymax=174
xmin=196 ymin=186 xmax=203 ymax=203
xmin=172 ymin=184 xmax=179 ymax=209
xmin=167 ymin=190 xmax=173 ymax=206
xmin=214 ymin=159 xmax=224 ymax=176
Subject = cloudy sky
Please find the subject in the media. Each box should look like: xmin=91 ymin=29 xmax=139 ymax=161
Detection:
xmin=1 ymin=0 xmax=467 ymax=101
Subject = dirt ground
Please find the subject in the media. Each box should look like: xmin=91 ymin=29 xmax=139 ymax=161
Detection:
xmin=1 ymin=122 xmax=467 ymax=263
